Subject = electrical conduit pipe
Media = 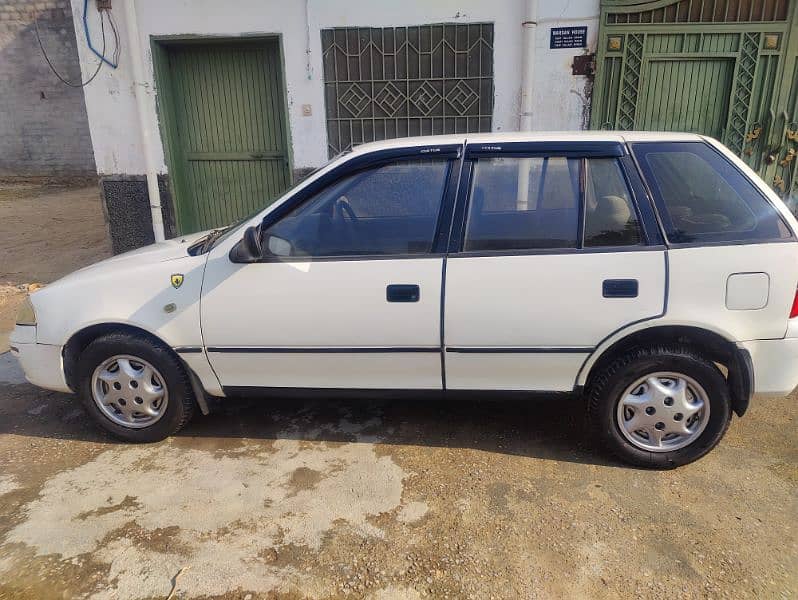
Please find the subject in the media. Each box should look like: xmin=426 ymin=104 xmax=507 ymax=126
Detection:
xmin=123 ymin=0 xmax=165 ymax=242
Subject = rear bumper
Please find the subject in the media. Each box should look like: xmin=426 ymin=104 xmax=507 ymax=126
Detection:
xmin=9 ymin=326 xmax=70 ymax=393
xmin=740 ymin=338 xmax=798 ymax=397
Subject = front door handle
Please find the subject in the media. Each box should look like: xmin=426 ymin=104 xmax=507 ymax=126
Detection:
xmin=387 ymin=284 xmax=420 ymax=303
xmin=603 ymin=279 xmax=638 ymax=298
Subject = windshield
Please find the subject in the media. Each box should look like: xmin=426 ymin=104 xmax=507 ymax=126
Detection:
xmin=206 ymin=151 xmax=350 ymax=251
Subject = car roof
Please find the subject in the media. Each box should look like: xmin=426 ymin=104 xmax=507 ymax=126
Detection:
xmin=347 ymin=131 xmax=706 ymax=157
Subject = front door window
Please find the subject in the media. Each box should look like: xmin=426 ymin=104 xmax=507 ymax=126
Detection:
xmin=262 ymin=159 xmax=451 ymax=258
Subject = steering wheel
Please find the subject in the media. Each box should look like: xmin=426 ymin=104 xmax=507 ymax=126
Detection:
xmin=333 ymin=195 xmax=359 ymax=223
xmin=331 ymin=195 xmax=360 ymax=246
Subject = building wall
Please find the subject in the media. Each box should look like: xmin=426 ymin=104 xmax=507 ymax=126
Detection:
xmin=0 ymin=0 xmax=95 ymax=177
xmin=68 ymin=0 xmax=600 ymax=248
xmin=531 ymin=0 xmax=599 ymax=130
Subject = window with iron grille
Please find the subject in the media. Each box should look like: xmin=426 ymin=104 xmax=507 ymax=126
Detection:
xmin=321 ymin=24 xmax=494 ymax=157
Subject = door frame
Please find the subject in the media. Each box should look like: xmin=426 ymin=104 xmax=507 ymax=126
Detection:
xmin=198 ymin=142 xmax=465 ymax=392
xmin=446 ymin=140 xmax=665 ymax=256
xmin=441 ymin=141 xmax=669 ymax=391
xmin=151 ymin=34 xmax=294 ymax=235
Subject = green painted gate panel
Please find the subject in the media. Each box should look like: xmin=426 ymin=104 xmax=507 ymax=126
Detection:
xmin=637 ymin=58 xmax=734 ymax=137
xmin=592 ymin=0 xmax=798 ymax=208
xmin=156 ymin=39 xmax=291 ymax=234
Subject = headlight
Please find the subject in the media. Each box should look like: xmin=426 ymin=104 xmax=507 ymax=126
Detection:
xmin=16 ymin=296 xmax=37 ymax=326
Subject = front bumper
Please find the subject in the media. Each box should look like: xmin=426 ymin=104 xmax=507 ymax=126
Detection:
xmin=9 ymin=325 xmax=71 ymax=393
xmin=740 ymin=337 xmax=798 ymax=397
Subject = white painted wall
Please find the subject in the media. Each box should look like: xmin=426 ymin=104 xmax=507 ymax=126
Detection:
xmin=70 ymin=0 xmax=599 ymax=176
xmin=531 ymin=0 xmax=600 ymax=129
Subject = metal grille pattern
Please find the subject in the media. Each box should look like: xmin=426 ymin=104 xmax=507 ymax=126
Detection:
xmin=728 ymin=32 xmax=760 ymax=154
xmin=594 ymin=0 xmax=798 ymax=212
xmin=607 ymin=0 xmax=789 ymax=24
xmin=617 ymin=34 xmax=644 ymax=130
xmin=321 ymin=24 xmax=494 ymax=157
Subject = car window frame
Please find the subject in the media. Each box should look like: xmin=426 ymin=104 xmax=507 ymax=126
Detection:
xmin=581 ymin=156 xmax=652 ymax=249
xmin=250 ymin=145 xmax=462 ymax=263
xmin=448 ymin=142 xmax=659 ymax=257
xmin=630 ymin=140 xmax=796 ymax=248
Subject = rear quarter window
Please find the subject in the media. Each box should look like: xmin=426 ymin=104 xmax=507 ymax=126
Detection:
xmin=632 ymin=141 xmax=792 ymax=244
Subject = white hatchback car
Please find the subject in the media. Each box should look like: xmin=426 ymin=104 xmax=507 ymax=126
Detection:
xmin=11 ymin=132 xmax=798 ymax=467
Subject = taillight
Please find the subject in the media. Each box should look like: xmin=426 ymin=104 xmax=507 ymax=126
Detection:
xmin=790 ymin=289 xmax=798 ymax=319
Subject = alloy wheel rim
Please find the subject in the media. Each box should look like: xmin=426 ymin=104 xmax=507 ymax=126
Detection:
xmin=91 ymin=355 xmax=168 ymax=429
xmin=616 ymin=371 xmax=710 ymax=452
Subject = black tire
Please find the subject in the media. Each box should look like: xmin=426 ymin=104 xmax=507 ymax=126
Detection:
xmin=587 ymin=345 xmax=732 ymax=469
xmin=77 ymin=332 xmax=196 ymax=442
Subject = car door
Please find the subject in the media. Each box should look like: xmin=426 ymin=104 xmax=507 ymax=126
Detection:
xmin=443 ymin=141 xmax=667 ymax=391
xmin=200 ymin=145 xmax=460 ymax=392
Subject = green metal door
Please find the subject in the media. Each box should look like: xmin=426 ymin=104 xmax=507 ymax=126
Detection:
xmin=154 ymin=39 xmax=291 ymax=234
xmin=637 ymin=57 xmax=734 ymax=137
xmin=592 ymin=0 xmax=798 ymax=207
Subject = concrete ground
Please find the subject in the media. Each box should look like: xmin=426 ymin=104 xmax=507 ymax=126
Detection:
xmin=0 ymin=182 xmax=796 ymax=599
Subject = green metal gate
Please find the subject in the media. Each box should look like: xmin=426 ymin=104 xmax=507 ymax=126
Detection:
xmin=153 ymin=38 xmax=292 ymax=234
xmin=592 ymin=0 xmax=798 ymax=209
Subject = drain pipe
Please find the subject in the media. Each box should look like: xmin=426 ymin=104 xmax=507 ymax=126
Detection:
xmin=516 ymin=0 xmax=538 ymax=210
xmin=519 ymin=0 xmax=538 ymax=131
xmin=124 ymin=0 xmax=165 ymax=243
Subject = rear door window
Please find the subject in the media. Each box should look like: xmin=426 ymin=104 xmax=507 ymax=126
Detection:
xmin=632 ymin=142 xmax=792 ymax=244
xmin=463 ymin=156 xmax=581 ymax=251
xmin=461 ymin=155 xmax=644 ymax=252
xmin=584 ymin=158 xmax=642 ymax=247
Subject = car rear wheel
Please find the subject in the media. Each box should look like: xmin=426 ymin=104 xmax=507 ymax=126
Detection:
xmin=587 ymin=345 xmax=732 ymax=468
xmin=77 ymin=332 xmax=195 ymax=442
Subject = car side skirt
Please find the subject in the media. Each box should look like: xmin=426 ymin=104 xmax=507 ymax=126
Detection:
xmin=220 ymin=387 xmax=579 ymax=401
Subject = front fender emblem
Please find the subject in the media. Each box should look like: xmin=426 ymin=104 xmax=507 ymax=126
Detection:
xmin=171 ymin=273 xmax=184 ymax=289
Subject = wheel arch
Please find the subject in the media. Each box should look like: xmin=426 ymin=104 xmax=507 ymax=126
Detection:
xmin=63 ymin=322 xmax=177 ymax=393
xmin=579 ymin=323 xmax=753 ymax=417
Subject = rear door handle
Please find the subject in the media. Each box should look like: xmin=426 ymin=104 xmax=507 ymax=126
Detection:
xmin=387 ymin=284 xmax=420 ymax=303
xmin=603 ymin=279 xmax=638 ymax=298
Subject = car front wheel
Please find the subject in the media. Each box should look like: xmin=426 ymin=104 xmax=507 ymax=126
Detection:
xmin=77 ymin=332 xmax=195 ymax=442
xmin=587 ymin=345 xmax=732 ymax=468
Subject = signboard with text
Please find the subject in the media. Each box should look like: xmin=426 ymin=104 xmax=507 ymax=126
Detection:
xmin=550 ymin=26 xmax=588 ymax=49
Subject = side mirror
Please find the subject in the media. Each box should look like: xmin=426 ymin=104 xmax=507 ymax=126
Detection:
xmin=266 ymin=235 xmax=292 ymax=257
xmin=229 ymin=225 xmax=263 ymax=263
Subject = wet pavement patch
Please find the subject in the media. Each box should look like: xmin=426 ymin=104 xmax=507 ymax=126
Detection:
xmin=286 ymin=466 xmax=325 ymax=495
xmin=0 ymin=416 xmax=427 ymax=599
xmin=0 ymin=353 xmax=26 ymax=386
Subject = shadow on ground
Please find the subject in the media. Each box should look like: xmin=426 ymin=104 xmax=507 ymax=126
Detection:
xmin=0 ymin=377 xmax=622 ymax=468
